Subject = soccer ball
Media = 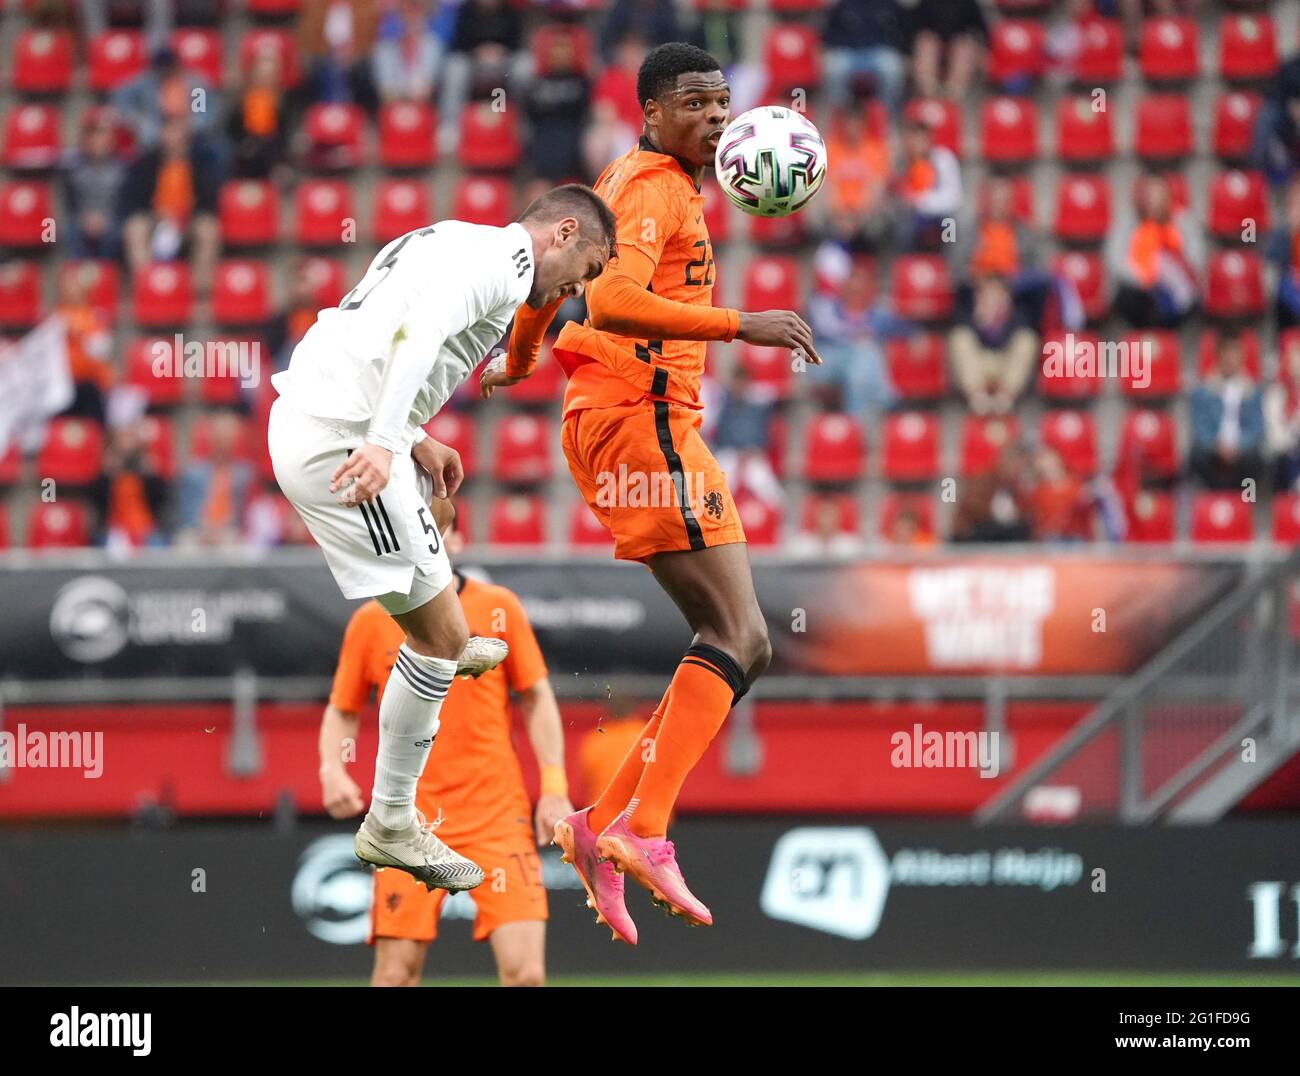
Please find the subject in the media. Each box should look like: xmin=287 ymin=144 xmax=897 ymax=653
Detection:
xmin=714 ymin=106 xmax=827 ymax=218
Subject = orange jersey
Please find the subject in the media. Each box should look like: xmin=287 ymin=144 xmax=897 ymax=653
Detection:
xmin=328 ymin=575 xmax=549 ymax=843
xmin=509 ymin=139 xmax=740 ymax=415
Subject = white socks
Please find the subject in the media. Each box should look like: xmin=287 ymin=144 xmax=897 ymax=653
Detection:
xmin=369 ymin=643 xmax=458 ymax=830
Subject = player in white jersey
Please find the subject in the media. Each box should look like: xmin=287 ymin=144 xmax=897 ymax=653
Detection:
xmin=268 ymin=185 xmax=617 ymax=892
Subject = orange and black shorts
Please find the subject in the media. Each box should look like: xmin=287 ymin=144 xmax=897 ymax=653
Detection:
xmin=368 ymin=828 xmax=547 ymax=944
xmin=562 ymin=399 xmax=747 ymax=563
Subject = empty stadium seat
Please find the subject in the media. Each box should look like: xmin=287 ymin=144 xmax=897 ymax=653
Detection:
xmin=294 ymin=179 xmax=353 ymax=246
xmin=0 ymin=180 xmax=52 ymax=246
xmin=1203 ymin=251 xmax=1266 ymax=318
xmin=761 ymin=24 xmax=821 ymax=96
xmin=507 ymin=349 xmax=564 ymax=405
xmin=218 ymin=180 xmax=280 ymax=246
xmin=1218 ymin=13 xmax=1277 ymax=80
xmin=1212 ymin=91 xmax=1261 ymax=159
xmin=1272 ymin=494 xmax=1300 ymax=544
xmin=126 ymin=337 xmax=185 ymax=407
xmin=1139 ymin=16 xmax=1199 ymax=81
xmin=980 ymin=96 xmax=1038 ymax=164
xmin=38 ymin=418 xmax=105 ymax=486
xmin=452 ymin=175 xmax=512 ymax=227
xmin=1117 ymin=408 xmax=1178 ymax=482
xmin=1191 ymin=492 xmax=1254 ymax=544
xmin=1071 ymin=17 xmax=1123 ymax=83
xmin=173 ymin=28 xmax=223 ymax=87
xmin=59 ymin=260 xmax=120 ymax=314
xmin=1207 ymin=169 xmax=1269 ymax=239
xmin=239 ymin=29 xmax=300 ymax=88
xmin=735 ymin=493 xmax=780 ymax=547
xmin=1055 ymin=96 xmax=1113 ymax=163
xmin=200 ymin=337 xmax=259 ymax=405
xmin=1038 ymin=331 xmax=1101 ymax=401
xmin=488 ymin=494 xmax=546 ymax=546
xmin=1196 ymin=329 xmax=1261 ymax=379
xmin=1053 ymin=174 xmax=1110 ymax=243
xmin=212 ymin=260 xmax=270 ymax=326
xmin=743 ymin=256 xmax=801 ymax=311
xmin=88 ymin=30 xmax=147 ymax=92
xmin=423 ymin=411 xmax=476 ymax=476
xmin=1120 ymin=331 xmax=1182 ymax=398
xmin=959 ymin=416 xmax=1021 ymax=476
xmin=299 ymin=256 xmax=346 ymax=308
xmin=737 ymin=344 xmax=793 ymax=400
xmin=881 ymin=412 xmax=940 ymax=482
xmin=1124 ymin=491 xmax=1174 ymax=542
xmin=132 ymin=263 xmax=195 ymax=326
xmin=803 ymin=414 xmax=865 ymax=483
xmin=1040 ymin=410 xmax=1098 ymax=476
xmin=569 ymin=499 xmax=613 ymax=548
xmin=891 ymin=255 xmax=953 ymax=320
xmin=903 ymin=98 xmax=962 ymax=156
xmin=303 ymin=103 xmax=366 ymax=170
xmin=878 ymin=491 xmax=936 ymax=542
xmin=458 ymin=103 xmax=522 ymax=170
xmin=494 ymin=414 xmax=552 ymax=485
xmin=1135 ymin=95 xmax=1193 ymax=160
xmin=378 ymin=102 xmax=437 ymax=169
xmin=2 ymin=104 xmax=60 ymax=169
xmin=0 ymin=262 xmax=42 ymax=327
xmin=885 ymin=334 xmax=947 ymax=401
xmin=373 ymin=179 xmax=431 ymax=243
xmin=27 ymin=501 xmax=90 ymax=549
xmin=10 ymin=30 xmax=74 ymax=94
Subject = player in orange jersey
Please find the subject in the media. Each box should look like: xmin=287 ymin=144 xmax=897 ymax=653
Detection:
xmin=480 ymin=42 xmax=820 ymax=944
xmin=318 ymin=509 xmax=573 ymax=986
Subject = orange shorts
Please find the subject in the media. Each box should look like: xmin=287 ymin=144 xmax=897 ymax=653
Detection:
xmin=562 ymin=399 xmax=747 ymax=563
xmin=368 ymin=828 xmax=547 ymax=944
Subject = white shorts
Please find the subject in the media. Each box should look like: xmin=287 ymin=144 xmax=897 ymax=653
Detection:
xmin=267 ymin=396 xmax=452 ymax=614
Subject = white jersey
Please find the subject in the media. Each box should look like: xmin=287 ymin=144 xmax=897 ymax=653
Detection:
xmin=271 ymin=220 xmax=535 ymax=452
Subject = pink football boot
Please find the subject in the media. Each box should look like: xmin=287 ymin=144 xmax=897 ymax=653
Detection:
xmin=596 ymin=814 xmax=713 ymax=927
xmin=553 ymin=808 xmax=638 ymax=946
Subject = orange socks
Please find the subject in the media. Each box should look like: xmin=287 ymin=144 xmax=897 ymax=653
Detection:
xmin=588 ymin=689 xmax=669 ymax=833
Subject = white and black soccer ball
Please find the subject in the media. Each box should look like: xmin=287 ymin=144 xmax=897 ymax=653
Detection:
xmin=713 ymin=106 xmax=828 ymax=218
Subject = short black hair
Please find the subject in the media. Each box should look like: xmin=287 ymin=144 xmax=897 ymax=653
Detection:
xmin=519 ymin=183 xmax=618 ymax=261
xmin=636 ymin=42 xmax=722 ymax=109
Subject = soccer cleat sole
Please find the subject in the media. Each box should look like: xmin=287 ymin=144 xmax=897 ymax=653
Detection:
xmin=595 ymin=833 xmax=712 ymax=928
xmin=553 ymin=821 xmax=633 ymax=945
xmin=354 ymin=837 xmax=484 ymax=893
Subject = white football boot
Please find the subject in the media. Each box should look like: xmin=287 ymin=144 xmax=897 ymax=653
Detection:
xmin=354 ymin=809 xmax=484 ymax=892
xmin=455 ymin=636 xmax=508 ymax=679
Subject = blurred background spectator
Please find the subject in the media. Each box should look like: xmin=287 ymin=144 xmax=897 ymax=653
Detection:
xmin=953 ymin=440 xmax=1034 ymax=542
xmin=90 ymin=390 xmax=171 ymax=552
xmin=524 ymin=26 xmax=591 ymax=199
xmin=895 ymin=116 xmax=962 ymax=249
xmin=1190 ymin=332 xmax=1265 ymax=491
xmin=1265 ymin=332 xmax=1300 ymax=492
xmin=112 ymin=46 xmax=222 ymax=151
xmin=299 ymin=0 xmax=380 ymax=110
xmin=1253 ymin=44 xmax=1300 ymax=188
xmin=822 ymin=0 xmax=907 ymax=116
xmin=176 ymin=409 xmax=253 ymax=547
xmin=372 ymin=0 xmax=444 ymax=106
xmin=1110 ymin=174 xmax=1200 ymax=328
xmin=227 ymin=48 xmax=290 ymax=180
xmin=949 ymin=276 xmax=1038 ymax=415
xmin=706 ymin=366 xmax=783 ymax=510
xmin=62 ymin=107 xmax=128 ymax=260
xmin=907 ymin=0 xmax=987 ymax=101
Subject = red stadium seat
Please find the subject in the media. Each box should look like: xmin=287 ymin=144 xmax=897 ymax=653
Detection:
xmin=702 ymin=180 xmax=730 ymax=245
xmin=378 ymin=102 xmax=437 ymax=169
xmin=1052 ymin=174 xmax=1110 ymax=243
xmin=1130 ymin=170 xmax=1189 ymax=214
xmin=239 ymin=30 xmax=300 ymax=88
xmin=303 ymin=103 xmax=366 ymax=170
xmin=27 ymin=501 xmax=90 ymax=549
xmin=246 ymin=0 xmax=302 ymax=16
xmin=1271 ymin=494 xmax=1300 ymax=544
xmin=881 ymin=412 xmax=940 ymax=482
xmin=494 ymin=414 xmax=552 ymax=485
xmin=1196 ymin=329 xmax=1261 ymax=379
xmin=977 ymin=174 xmax=1035 ymax=221
xmin=750 ymin=209 xmax=807 ymax=248
xmin=138 ymin=414 xmax=177 ymax=479
xmin=1139 ymin=16 xmax=1199 ymax=81
xmin=980 ymin=96 xmax=1038 ymax=164
xmin=1207 ymin=169 xmax=1269 ymax=239
xmin=212 ymin=260 xmax=270 ymax=326
xmin=373 ymin=179 xmax=431 ymax=243
xmin=423 ymin=411 xmax=477 ymax=476
xmin=988 ymin=20 xmax=1047 ymax=87
xmin=488 ymin=494 xmax=546 ymax=546
xmin=1191 ymin=493 xmax=1254 ymax=544
xmin=1212 ymin=91 xmax=1262 ymax=160
xmin=125 ymin=337 xmax=185 ymax=407
xmin=531 ymin=24 xmax=593 ymax=77
xmin=735 ymin=493 xmax=779 ymax=547
xmin=11 ymin=30 xmax=75 ymax=94
xmin=737 ymin=344 xmax=793 ymax=401
xmin=452 ymin=175 xmax=512 ymax=227
xmin=743 ymin=256 xmax=801 ymax=311
xmin=1203 ymin=251 xmax=1265 ymax=318
xmin=0 ymin=180 xmax=52 ymax=247
xmin=88 ymin=31 xmax=147 ymax=92
xmin=0 ymin=443 xmax=21 ymax=486
xmin=769 ymin=0 xmax=831 ymax=11
xmin=1117 ymin=408 xmax=1178 ymax=482
xmin=959 ymin=415 xmax=1020 ymax=477
xmin=1039 ymin=410 xmax=1097 ymax=477
xmin=299 ymin=256 xmax=346 ymax=307
xmin=761 ymin=24 xmax=821 ymax=96
xmin=886 ymin=334 xmax=947 ymax=401
xmin=1055 ymin=96 xmax=1113 ymax=163
xmin=800 ymin=493 xmax=859 ymax=536
xmin=457 ymin=103 xmax=522 ymax=170
xmin=878 ymin=492 xmax=935 ymax=542
xmin=218 ymin=180 xmax=280 ymax=246
xmin=891 ymin=255 xmax=953 ymax=320
xmin=132 ymin=262 xmax=194 ymax=326
xmin=2 ymin=104 xmax=60 ymax=169
xmin=0 ymin=503 xmax=7 ymax=548
xmin=1120 ymin=331 xmax=1182 ymax=398
xmin=1038 ymin=330 xmax=1102 ymax=401
xmin=569 ymin=499 xmax=613 ymax=548
xmin=38 ymin=417 xmax=104 ymax=486
xmin=1218 ymin=14 xmax=1277 ymax=80
xmin=507 ymin=347 xmax=564 ymax=404
xmin=803 ymin=414 xmax=865 ymax=483
xmin=294 ymin=179 xmax=353 ymax=246
xmin=1072 ymin=17 xmax=1123 ymax=83
xmin=1124 ymin=490 xmax=1174 ymax=543
xmin=0 ymin=262 xmax=42 ymax=327
xmin=766 ymin=413 xmax=787 ymax=479
xmin=903 ymin=98 xmax=962 ymax=156
xmin=59 ymin=260 xmax=120 ymax=315
xmin=1134 ymin=95 xmax=1193 ymax=160
xmin=173 ymin=29 xmax=223 ymax=87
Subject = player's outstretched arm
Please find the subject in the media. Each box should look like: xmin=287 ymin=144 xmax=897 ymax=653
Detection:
xmin=480 ymin=296 xmax=565 ymax=398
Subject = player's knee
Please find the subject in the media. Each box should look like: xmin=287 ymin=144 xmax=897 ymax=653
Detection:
xmin=371 ymin=962 xmax=420 ymax=987
xmin=747 ymin=628 xmax=773 ymax=680
xmin=499 ymin=962 xmax=545 ymax=988
xmin=405 ymin=619 xmax=469 ymax=661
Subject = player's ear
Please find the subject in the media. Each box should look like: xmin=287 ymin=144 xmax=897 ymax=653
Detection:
xmin=556 ymin=216 xmax=579 ymax=244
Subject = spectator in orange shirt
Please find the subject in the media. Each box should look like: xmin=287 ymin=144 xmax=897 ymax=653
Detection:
xmin=54 ymin=265 xmax=114 ymax=424
xmin=821 ymin=107 xmax=891 ymax=250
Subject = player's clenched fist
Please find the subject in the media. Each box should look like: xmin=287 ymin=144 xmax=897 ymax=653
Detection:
xmin=330 ymin=443 xmax=393 ymax=506
xmin=736 ymin=309 xmax=822 ymax=366
xmin=321 ymin=767 xmax=365 ymax=819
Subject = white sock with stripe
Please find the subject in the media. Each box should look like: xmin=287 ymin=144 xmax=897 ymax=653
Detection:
xmin=369 ymin=644 xmax=457 ymax=830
